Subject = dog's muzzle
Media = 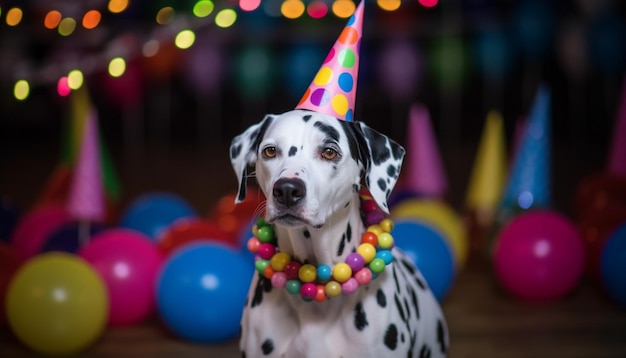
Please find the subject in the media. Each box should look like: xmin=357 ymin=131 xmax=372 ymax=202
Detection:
xmin=272 ymin=178 xmax=306 ymax=208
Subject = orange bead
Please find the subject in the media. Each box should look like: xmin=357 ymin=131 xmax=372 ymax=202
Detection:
xmin=263 ymin=265 xmax=276 ymax=279
xmin=314 ymin=285 xmax=327 ymax=302
xmin=361 ymin=231 xmax=378 ymax=246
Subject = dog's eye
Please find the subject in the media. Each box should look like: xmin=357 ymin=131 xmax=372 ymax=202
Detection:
xmin=321 ymin=147 xmax=338 ymax=160
xmin=262 ymin=146 xmax=277 ymax=158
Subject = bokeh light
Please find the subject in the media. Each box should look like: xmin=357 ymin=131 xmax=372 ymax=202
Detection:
xmin=175 ymin=30 xmax=196 ymax=50
xmin=44 ymin=10 xmax=62 ymax=29
xmin=193 ymin=0 xmax=214 ymax=17
xmin=58 ymin=17 xmax=77 ymax=36
xmin=240 ymin=0 xmax=262 ymax=12
xmin=156 ymin=7 xmax=175 ymax=25
xmin=67 ymin=70 xmax=84 ymax=90
xmin=377 ymin=0 xmax=401 ymax=11
xmin=108 ymin=0 xmax=129 ymax=13
xmin=108 ymin=57 xmax=127 ymax=77
xmin=263 ymin=0 xmax=283 ymax=17
xmin=307 ymin=0 xmax=328 ymax=18
xmin=14 ymin=80 xmax=30 ymax=101
xmin=419 ymin=0 xmax=438 ymax=8
xmin=331 ymin=0 xmax=355 ymax=18
xmin=281 ymin=0 xmax=305 ymax=19
xmin=57 ymin=77 xmax=71 ymax=97
xmin=6 ymin=7 xmax=23 ymax=26
xmin=215 ymin=8 xmax=237 ymax=28
xmin=82 ymin=10 xmax=101 ymax=29
xmin=142 ymin=39 xmax=160 ymax=57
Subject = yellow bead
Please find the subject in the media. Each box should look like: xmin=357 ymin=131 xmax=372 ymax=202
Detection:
xmin=299 ymin=264 xmax=317 ymax=283
xmin=270 ymin=252 xmax=291 ymax=271
xmin=252 ymin=225 xmax=259 ymax=236
xmin=378 ymin=232 xmax=394 ymax=249
xmin=325 ymin=281 xmax=342 ymax=298
xmin=357 ymin=243 xmax=376 ymax=263
xmin=367 ymin=224 xmax=383 ymax=236
xmin=380 ymin=218 xmax=394 ymax=233
xmin=332 ymin=263 xmax=352 ymax=282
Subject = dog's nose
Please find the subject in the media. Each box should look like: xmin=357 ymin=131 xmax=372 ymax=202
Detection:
xmin=273 ymin=178 xmax=306 ymax=207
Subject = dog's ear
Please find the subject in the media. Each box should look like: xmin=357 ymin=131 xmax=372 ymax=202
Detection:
xmin=229 ymin=115 xmax=275 ymax=203
xmin=352 ymin=122 xmax=405 ymax=214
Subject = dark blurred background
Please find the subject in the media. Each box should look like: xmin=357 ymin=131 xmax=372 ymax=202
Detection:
xmin=0 ymin=0 xmax=625 ymax=213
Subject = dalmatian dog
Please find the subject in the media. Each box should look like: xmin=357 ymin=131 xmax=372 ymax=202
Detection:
xmin=230 ymin=109 xmax=448 ymax=357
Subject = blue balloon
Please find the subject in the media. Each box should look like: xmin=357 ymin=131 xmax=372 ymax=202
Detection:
xmin=120 ymin=193 xmax=196 ymax=242
xmin=41 ymin=222 xmax=107 ymax=254
xmin=392 ymin=220 xmax=455 ymax=301
xmin=601 ymin=223 xmax=626 ymax=309
xmin=156 ymin=242 xmax=254 ymax=343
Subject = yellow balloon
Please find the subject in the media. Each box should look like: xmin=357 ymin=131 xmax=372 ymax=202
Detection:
xmin=6 ymin=252 xmax=108 ymax=356
xmin=391 ymin=199 xmax=468 ymax=269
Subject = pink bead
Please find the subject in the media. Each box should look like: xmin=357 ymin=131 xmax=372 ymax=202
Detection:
xmin=258 ymin=243 xmax=276 ymax=260
xmin=300 ymin=283 xmax=317 ymax=300
xmin=271 ymin=272 xmax=288 ymax=288
xmin=355 ymin=268 xmax=372 ymax=285
xmin=247 ymin=237 xmax=260 ymax=253
xmin=341 ymin=277 xmax=359 ymax=295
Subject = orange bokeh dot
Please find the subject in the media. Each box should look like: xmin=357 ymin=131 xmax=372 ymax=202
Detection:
xmin=82 ymin=10 xmax=101 ymax=29
xmin=44 ymin=10 xmax=62 ymax=29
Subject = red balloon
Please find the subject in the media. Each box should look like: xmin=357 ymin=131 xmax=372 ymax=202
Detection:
xmin=575 ymin=172 xmax=626 ymax=220
xmin=11 ymin=204 xmax=71 ymax=260
xmin=0 ymin=242 xmax=22 ymax=324
xmin=159 ymin=218 xmax=235 ymax=256
xmin=79 ymin=229 xmax=163 ymax=326
xmin=209 ymin=189 xmax=265 ymax=239
xmin=579 ymin=206 xmax=626 ymax=281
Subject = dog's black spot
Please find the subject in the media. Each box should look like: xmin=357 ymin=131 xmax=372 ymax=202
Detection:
xmin=410 ymin=286 xmax=420 ymax=319
xmin=313 ymin=121 xmax=340 ymax=142
xmin=353 ymin=184 xmax=359 ymax=193
xmin=289 ymin=146 xmax=297 ymax=157
xmin=354 ymin=302 xmax=369 ymax=331
xmin=376 ymin=289 xmax=387 ymax=307
xmin=395 ymin=294 xmax=406 ymax=322
xmin=337 ymin=233 xmax=346 ymax=257
xmin=344 ymin=201 xmax=349 ymax=208
xmin=231 ymin=143 xmax=242 ymax=159
xmin=377 ymin=178 xmax=387 ymax=192
xmin=404 ymin=297 xmax=411 ymax=320
xmin=261 ymin=339 xmax=274 ymax=355
xmin=384 ymin=324 xmax=398 ymax=350
xmin=251 ymin=276 xmax=272 ymax=308
xmin=302 ymin=114 xmax=312 ymax=122
xmin=401 ymin=258 xmax=416 ymax=275
xmin=392 ymin=265 xmax=401 ymax=293
xmin=386 ymin=164 xmax=397 ymax=178
xmin=303 ymin=229 xmax=311 ymax=239
xmin=346 ymin=223 xmax=352 ymax=243
xmin=437 ymin=319 xmax=447 ymax=353
xmin=361 ymin=126 xmax=391 ymax=166
xmin=419 ymin=344 xmax=432 ymax=358
xmin=237 ymin=168 xmax=248 ymax=202
xmin=401 ymin=333 xmax=405 ymax=343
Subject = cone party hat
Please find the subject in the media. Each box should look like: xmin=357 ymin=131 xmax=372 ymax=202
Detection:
xmin=404 ymin=103 xmax=448 ymax=198
xmin=608 ymin=76 xmax=626 ymax=177
xmin=295 ymin=1 xmax=364 ymax=122
xmin=465 ymin=110 xmax=508 ymax=211
xmin=67 ymin=109 xmax=106 ymax=222
xmin=501 ymin=85 xmax=551 ymax=210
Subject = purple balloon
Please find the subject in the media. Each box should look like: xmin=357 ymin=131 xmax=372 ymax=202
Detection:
xmin=377 ymin=40 xmax=422 ymax=101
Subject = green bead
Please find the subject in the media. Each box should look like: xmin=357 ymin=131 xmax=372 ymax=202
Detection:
xmin=256 ymin=217 xmax=267 ymax=227
xmin=255 ymin=259 xmax=270 ymax=273
xmin=257 ymin=226 xmax=274 ymax=243
xmin=286 ymin=280 xmax=301 ymax=295
xmin=369 ymin=258 xmax=386 ymax=274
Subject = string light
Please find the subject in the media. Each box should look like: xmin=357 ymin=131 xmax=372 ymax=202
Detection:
xmin=377 ymin=0 xmax=401 ymax=11
xmin=281 ymin=0 xmax=305 ymax=19
xmin=418 ymin=0 xmax=438 ymax=8
xmin=156 ymin=7 xmax=176 ymax=25
xmin=14 ymin=80 xmax=30 ymax=101
xmin=215 ymin=8 xmax=237 ymax=28
xmin=108 ymin=57 xmax=126 ymax=77
xmin=193 ymin=0 xmax=215 ymax=18
xmin=108 ymin=0 xmax=129 ymax=14
xmin=331 ymin=0 xmax=355 ymax=18
xmin=240 ymin=0 xmax=262 ymax=12
xmin=57 ymin=77 xmax=71 ymax=97
xmin=44 ymin=10 xmax=63 ymax=29
xmin=307 ymin=1 xmax=328 ymax=19
xmin=175 ymin=30 xmax=196 ymax=49
xmin=67 ymin=70 xmax=84 ymax=90
xmin=82 ymin=10 xmax=102 ymax=29
xmin=6 ymin=7 xmax=23 ymax=26
xmin=58 ymin=17 xmax=77 ymax=36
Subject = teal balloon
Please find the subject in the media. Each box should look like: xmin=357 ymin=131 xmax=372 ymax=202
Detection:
xmin=473 ymin=29 xmax=514 ymax=82
xmin=233 ymin=45 xmax=276 ymax=98
xmin=428 ymin=36 xmax=469 ymax=91
xmin=282 ymin=44 xmax=326 ymax=101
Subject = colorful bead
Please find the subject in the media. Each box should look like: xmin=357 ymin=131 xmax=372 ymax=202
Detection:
xmin=357 ymin=243 xmax=376 ymax=263
xmin=375 ymin=249 xmax=393 ymax=265
xmin=286 ymin=279 xmax=301 ymax=294
xmin=256 ymin=217 xmax=267 ymax=227
xmin=300 ymin=283 xmax=317 ymax=300
xmin=380 ymin=218 xmax=394 ymax=233
xmin=361 ymin=231 xmax=378 ymax=246
xmin=263 ymin=265 xmax=275 ymax=279
xmin=252 ymin=225 xmax=259 ymax=237
xmin=298 ymin=264 xmax=317 ymax=283
xmin=257 ymin=226 xmax=274 ymax=243
xmin=332 ymin=263 xmax=352 ymax=282
xmin=314 ymin=285 xmax=327 ymax=302
xmin=369 ymin=257 xmax=386 ymax=274
xmin=355 ymin=268 xmax=372 ymax=285
xmin=345 ymin=252 xmax=365 ymax=271
xmin=255 ymin=259 xmax=270 ymax=274
xmin=258 ymin=243 xmax=276 ymax=260
xmin=247 ymin=237 xmax=260 ymax=253
xmin=270 ymin=252 xmax=291 ymax=271
xmin=284 ymin=261 xmax=301 ymax=279
xmin=367 ymin=224 xmax=383 ymax=236
xmin=377 ymin=232 xmax=394 ymax=249
xmin=341 ymin=277 xmax=359 ymax=294
xmin=361 ymin=198 xmax=378 ymax=212
xmin=271 ymin=272 xmax=288 ymax=288
xmin=325 ymin=281 xmax=342 ymax=298
xmin=317 ymin=264 xmax=332 ymax=282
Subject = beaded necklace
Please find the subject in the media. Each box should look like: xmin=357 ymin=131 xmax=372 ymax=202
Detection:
xmin=247 ymin=216 xmax=395 ymax=303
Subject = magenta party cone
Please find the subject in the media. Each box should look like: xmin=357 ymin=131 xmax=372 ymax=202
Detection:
xmin=67 ymin=109 xmax=105 ymax=223
xmin=295 ymin=1 xmax=364 ymax=122
xmin=608 ymin=77 xmax=626 ymax=177
xmin=403 ymin=104 xmax=448 ymax=198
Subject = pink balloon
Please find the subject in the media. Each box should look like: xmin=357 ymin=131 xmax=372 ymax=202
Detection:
xmin=493 ymin=210 xmax=585 ymax=302
xmin=11 ymin=204 xmax=71 ymax=260
xmin=79 ymin=228 xmax=162 ymax=326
